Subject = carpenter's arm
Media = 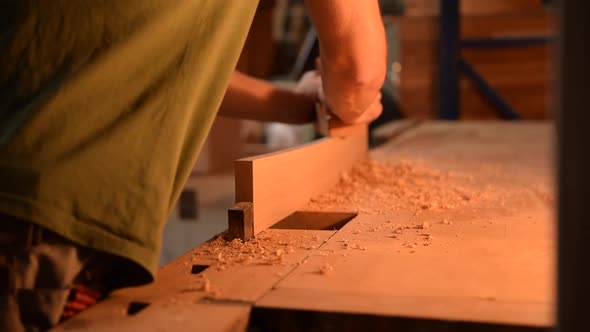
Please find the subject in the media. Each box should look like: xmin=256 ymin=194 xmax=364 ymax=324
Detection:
xmin=217 ymin=71 xmax=316 ymax=124
xmin=304 ymin=0 xmax=386 ymax=124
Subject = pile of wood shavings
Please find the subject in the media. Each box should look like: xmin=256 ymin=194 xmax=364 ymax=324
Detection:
xmin=306 ymin=159 xmax=482 ymax=214
xmin=191 ymin=231 xmax=323 ymax=269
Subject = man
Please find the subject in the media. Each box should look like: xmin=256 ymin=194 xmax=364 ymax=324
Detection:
xmin=0 ymin=0 xmax=385 ymax=330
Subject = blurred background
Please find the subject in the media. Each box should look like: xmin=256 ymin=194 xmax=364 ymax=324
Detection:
xmin=160 ymin=0 xmax=556 ymax=265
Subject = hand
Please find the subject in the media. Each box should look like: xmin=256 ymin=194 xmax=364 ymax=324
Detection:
xmin=295 ymin=67 xmax=383 ymax=126
xmin=295 ymin=70 xmax=322 ymax=99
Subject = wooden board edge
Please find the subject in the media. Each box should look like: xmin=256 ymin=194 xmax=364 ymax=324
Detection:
xmin=232 ymin=129 xmax=368 ymax=236
xmin=255 ymin=287 xmax=555 ymax=328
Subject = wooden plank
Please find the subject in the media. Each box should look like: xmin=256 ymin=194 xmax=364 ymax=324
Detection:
xmin=255 ymin=122 xmax=555 ymax=328
xmin=54 ymin=299 xmax=250 ymax=332
xmin=255 ymin=287 xmax=552 ymax=328
xmin=55 ymin=229 xmax=336 ymax=331
xmin=189 ymin=229 xmax=336 ymax=302
xmin=256 ymin=212 xmax=554 ymax=327
xmin=234 ymin=126 xmax=368 ymax=235
xmin=250 ymin=305 xmax=547 ymax=332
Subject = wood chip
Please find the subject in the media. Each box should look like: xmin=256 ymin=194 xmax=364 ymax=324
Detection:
xmin=442 ymin=219 xmax=453 ymax=225
xmin=319 ymin=263 xmax=334 ymax=275
xmin=201 ymin=278 xmax=211 ymax=292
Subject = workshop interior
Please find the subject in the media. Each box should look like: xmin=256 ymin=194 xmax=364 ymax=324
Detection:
xmin=5 ymin=0 xmax=589 ymax=331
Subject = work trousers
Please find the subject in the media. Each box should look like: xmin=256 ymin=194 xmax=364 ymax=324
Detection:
xmin=0 ymin=218 xmax=84 ymax=331
xmin=0 ymin=215 xmax=128 ymax=331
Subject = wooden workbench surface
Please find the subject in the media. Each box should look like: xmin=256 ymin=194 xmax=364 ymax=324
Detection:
xmin=55 ymin=121 xmax=555 ymax=331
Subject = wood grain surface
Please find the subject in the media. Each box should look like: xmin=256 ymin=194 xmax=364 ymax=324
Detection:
xmin=234 ymin=126 xmax=368 ymax=235
xmin=56 ymin=122 xmax=555 ymax=331
xmin=257 ymin=121 xmax=555 ymax=328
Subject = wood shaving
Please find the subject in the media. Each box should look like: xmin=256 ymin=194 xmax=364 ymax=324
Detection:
xmin=421 ymin=234 xmax=434 ymax=241
xmin=349 ymin=244 xmax=367 ymax=250
xmin=319 ymin=263 xmax=334 ymax=275
xmin=201 ymin=278 xmax=211 ymax=292
xmin=300 ymin=244 xmax=318 ymax=250
xmin=191 ymin=232 xmax=307 ymax=267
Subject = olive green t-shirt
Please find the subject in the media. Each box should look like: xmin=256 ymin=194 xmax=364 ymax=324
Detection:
xmin=0 ymin=0 xmax=259 ymax=284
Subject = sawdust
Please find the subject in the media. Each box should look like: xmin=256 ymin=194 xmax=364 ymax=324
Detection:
xmin=201 ymin=277 xmax=211 ymax=292
xmin=306 ymin=159 xmax=484 ymax=214
xmin=318 ymin=263 xmax=334 ymax=275
xmin=205 ymin=238 xmax=282 ymax=266
xmin=187 ymin=232 xmax=330 ymax=297
xmin=191 ymin=231 xmax=328 ymax=270
xmin=338 ymin=239 xmax=367 ymax=251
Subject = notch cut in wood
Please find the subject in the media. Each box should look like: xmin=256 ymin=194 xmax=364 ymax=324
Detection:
xmin=271 ymin=210 xmax=358 ymax=231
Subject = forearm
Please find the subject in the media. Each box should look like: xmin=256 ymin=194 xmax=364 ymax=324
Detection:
xmin=218 ymin=71 xmax=315 ymax=124
xmin=304 ymin=0 xmax=386 ymax=123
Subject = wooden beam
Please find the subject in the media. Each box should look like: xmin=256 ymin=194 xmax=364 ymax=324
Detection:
xmin=232 ymin=126 xmax=368 ymax=236
xmin=228 ymin=202 xmax=254 ymax=241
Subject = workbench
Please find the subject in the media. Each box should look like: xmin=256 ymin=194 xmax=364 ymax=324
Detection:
xmin=54 ymin=121 xmax=555 ymax=331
